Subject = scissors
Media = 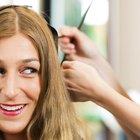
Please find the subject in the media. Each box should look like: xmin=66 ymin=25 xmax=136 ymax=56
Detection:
xmin=59 ymin=1 xmax=93 ymax=63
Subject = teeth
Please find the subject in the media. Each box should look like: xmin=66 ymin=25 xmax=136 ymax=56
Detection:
xmin=0 ymin=104 xmax=24 ymax=111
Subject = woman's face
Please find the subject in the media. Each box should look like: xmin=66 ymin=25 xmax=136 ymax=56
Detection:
xmin=0 ymin=33 xmax=41 ymax=135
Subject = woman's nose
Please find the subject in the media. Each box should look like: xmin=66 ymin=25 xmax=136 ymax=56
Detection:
xmin=0 ymin=73 xmax=19 ymax=99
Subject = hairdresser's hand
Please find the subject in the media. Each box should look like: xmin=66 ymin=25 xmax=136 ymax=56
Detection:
xmin=59 ymin=26 xmax=99 ymax=65
xmin=59 ymin=26 xmax=129 ymax=98
xmin=62 ymin=60 xmax=107 ymax=102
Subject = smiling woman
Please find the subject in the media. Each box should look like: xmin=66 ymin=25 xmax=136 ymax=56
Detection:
xmin=0 ymin=5 xmax=89 ymax=140
xmin=0 ymin=33 xmax=41 ymax=139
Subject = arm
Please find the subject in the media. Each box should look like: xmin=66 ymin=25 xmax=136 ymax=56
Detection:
xmin=59 ymin=26 xmax=139 ymax=138
xmin=62 ymin=61 xmax=140 ymax=138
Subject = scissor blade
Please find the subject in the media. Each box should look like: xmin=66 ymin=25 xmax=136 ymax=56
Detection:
xmin=60 ymin=0 xmax=93 ymax=64
xmin=58 ymin=0 xmax=93 ymax=38
xmin=78 ymin=0 xmax=93 ymax=30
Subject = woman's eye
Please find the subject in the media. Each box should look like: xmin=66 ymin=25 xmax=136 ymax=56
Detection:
xmin=0 ymin=68 xmax=6 ymax=75
xmin=21 ymin=67 xmax=38 ymax=75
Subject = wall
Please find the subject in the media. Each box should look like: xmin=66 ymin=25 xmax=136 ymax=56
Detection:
xmin=109 ymin=0 xmax=140 ymax=92
xmin=0 ymin=0 xmax=42 ymax=13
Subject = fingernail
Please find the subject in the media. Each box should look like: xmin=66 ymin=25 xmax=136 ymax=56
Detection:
xmin=68 ymin=45 xmax=75 ymax=49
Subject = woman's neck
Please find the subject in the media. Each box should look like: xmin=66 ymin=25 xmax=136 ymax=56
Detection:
xmin=1 ymin=132 xmax=27 ymax=140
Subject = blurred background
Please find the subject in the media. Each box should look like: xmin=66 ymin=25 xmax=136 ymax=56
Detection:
xmin=1 ymin=0 xmax=140 ymax=139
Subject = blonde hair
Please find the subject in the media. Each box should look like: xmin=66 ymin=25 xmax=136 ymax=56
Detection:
xmin=0 ymin=5 xmax=89 ymax=140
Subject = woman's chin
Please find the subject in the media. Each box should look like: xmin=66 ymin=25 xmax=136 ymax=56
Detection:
xmin=0 ymin=121 xmax=27 ymax=135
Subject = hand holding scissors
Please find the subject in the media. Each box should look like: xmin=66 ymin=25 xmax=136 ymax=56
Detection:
xmin=59 ymin=1 xmax=93 ymax=63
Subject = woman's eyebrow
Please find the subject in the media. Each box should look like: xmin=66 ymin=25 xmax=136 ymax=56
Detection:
xmin=0 ymin=58 xmax=39 ymax=64
xmin=22 ymin=58 xmax=39 ymax=62
xmin=21 ymin=58 xmax=40 ymax=63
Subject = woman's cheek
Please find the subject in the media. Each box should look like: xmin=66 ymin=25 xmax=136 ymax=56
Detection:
xmin=23 ymin=77 xmax=41 ymax=101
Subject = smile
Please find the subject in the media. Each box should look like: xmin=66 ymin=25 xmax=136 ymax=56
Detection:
xmin=0 ymin=104 xmax=25 ymax=111
xmin=0 ymin=104 xmax=26 ymax=116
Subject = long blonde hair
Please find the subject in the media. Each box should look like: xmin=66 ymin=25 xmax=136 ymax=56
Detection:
xmin=0 ymin=5 xmax=89 ymax=140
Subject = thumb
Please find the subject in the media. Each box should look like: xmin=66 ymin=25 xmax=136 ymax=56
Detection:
xmin=62 ymin=61 xmax=73 ymax=69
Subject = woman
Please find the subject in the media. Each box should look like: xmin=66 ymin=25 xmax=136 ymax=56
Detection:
xmin=0 ymin=5 xmax=88 ymax=140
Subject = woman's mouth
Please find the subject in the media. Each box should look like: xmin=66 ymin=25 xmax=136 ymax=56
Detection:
xmin=0 ymin=104 xmax=26 ymax=116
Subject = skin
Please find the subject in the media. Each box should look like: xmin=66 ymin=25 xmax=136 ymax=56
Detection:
xmin=59 ymin=26 xmax=140 ymax=139
xmin=62 ymin=61 xmax=140 ymax=138
xmin=0 ymin=33 xmax=41 ymax=140
xmin=59 ymin=26 xmax=128 ymax=98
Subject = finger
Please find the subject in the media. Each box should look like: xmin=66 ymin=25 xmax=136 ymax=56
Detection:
xmin=59 ymin=26 xmax=80 ymax=37
xmin=61 ymin=48 xmax=74 ymax=54
xmin=59 ymin=37 xmax=71 ymax=44
xmin=62 ymin=61 xmax=72 ymax=69
xmin=60 ymin=44 xmax=75 ymax=51
xmin=62 ymin=60 xmax=80 ymax=70
xmin=61 ymin=51 xmax=76 ymax=58
xmin=65 ymin=54 xmax=79 ymax=61
xmin=59 ymin=26 xmax=75 ymax=37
